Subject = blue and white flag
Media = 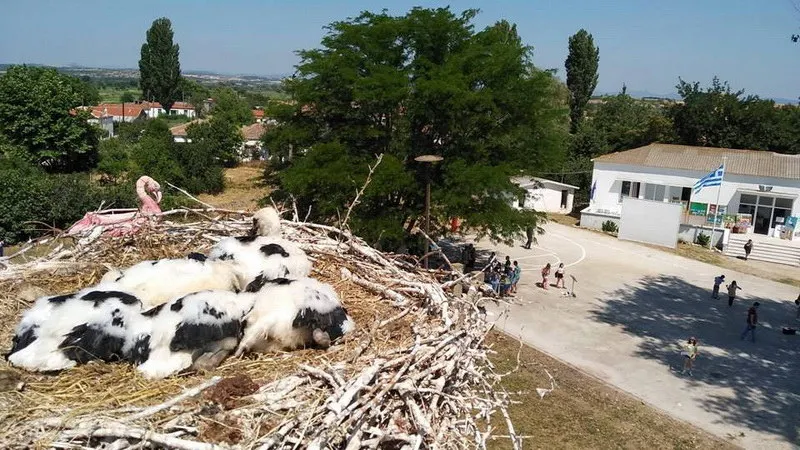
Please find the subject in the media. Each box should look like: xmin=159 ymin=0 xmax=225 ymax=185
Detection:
xmin=693 ymin=164 xmax=724 ymax=194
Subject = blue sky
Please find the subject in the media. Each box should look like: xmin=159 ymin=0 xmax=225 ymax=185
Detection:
xmin=1 ymin=0 xmax=799 ymax=100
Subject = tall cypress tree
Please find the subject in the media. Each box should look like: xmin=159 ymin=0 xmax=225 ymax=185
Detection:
xmin=139 ymin=17 xmax=181 ymax=112
xmin=565 ymin=29 xmax=599 ymax=133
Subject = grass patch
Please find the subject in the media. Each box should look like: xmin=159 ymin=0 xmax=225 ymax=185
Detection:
xmin=486 ymin=332 xmax=735 ymax=449
xmin=547 ymin=213 xmax=580 ymax=227
xmin=98 ymin=88 xmax=142 ymax=103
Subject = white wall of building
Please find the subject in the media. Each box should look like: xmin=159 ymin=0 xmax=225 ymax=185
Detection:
xmin=618 ymin=197 xmax=682 ymax=248
xmin=588 ymin=162 xmax=800 ymax=237
xmin=515 ymin=178 xmax=576 ymax=214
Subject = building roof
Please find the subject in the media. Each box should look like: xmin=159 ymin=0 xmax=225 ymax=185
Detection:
xmin=241 ymin=123 xmax=267 ymax=141
xmin=252 ymin=109 xmax=265 ymax=119
xmin=511 ymin=176 xmax=578 ymax=190
xmin=593 ymin=143 xmax=800 ymax=180
xmin=150 ymin=101 xmax=195 ymax=110
xmin=169 ymin=119 xmax=206 ymax=137
xmin=90 ymin=103 xmax=149 ymax=118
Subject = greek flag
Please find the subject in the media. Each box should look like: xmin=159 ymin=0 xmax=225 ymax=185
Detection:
xmin=693 ymin=164 xmax=724 ymax=194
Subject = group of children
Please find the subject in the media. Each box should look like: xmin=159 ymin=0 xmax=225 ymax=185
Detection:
xmin=485 ymin=255 xmax=521 ymax=297
xmin=711 ymin=274 xmax=743 ymax=306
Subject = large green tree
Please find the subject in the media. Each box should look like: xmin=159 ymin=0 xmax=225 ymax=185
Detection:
xmin=565 ymin=29 xmax=600 ymax=133
xmin=670 ymin=77 xmax=794 ymax=152
xmin=187 ymin=116 xmax=243 ymax=167
xmin=265 ymin=8 xmax=568 ymax=248
xmin=139 ymin=17 xmax=182 ymax=112
xmin=0 ymin=66 xmax=99 ymax=172
xmin=211 ymin=87 xmax=252 ymax=125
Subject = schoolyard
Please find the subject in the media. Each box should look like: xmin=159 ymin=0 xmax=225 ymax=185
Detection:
xmin=475 ymin=222 xmax=800 ymax=449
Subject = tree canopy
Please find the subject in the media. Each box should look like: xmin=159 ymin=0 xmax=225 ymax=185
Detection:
xmin=265 ymin=8 xmax=568 ymax=249
xmin=565 ymin=29 xmax=600 ymax=133
xmin=211 ymin=87 xmax=252 ymax=125
xmin=139 ymin=17 xmax=182 ymax=112
xmin=669 ymin=77 xmax=799 ymax=153
xmin=0 ymin=65 xmax=99 ymax=172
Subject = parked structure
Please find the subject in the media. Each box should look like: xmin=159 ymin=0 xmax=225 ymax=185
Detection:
xmin=169 ymin=119 xmax=205 ymax=143
xmin=511 ymin=176 xmax=577 ymax=214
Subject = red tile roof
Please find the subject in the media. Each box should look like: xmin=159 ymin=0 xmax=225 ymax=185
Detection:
xmin=170 ymin=119 xmax=206 ymax=137
xmin=252 ymin=109 xmax=265 ymax=119
xmin=241 ymin=123 xmax=267 ymax=141
xmin=91 ymin=103 xmax=148 ymax=118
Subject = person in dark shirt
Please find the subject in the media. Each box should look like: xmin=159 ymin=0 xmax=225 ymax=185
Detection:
xmin=743 ymin=239 xmax=753 ymax=260
xmin=740 ymin=302 xmax=760 ymax=342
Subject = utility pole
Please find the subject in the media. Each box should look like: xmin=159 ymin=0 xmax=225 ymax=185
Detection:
xmin=414 ymin=155 xmax=444 ymax=269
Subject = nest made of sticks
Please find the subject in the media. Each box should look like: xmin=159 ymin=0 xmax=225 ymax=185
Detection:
xmin=0 ymin=209 xmax=519 ymax=450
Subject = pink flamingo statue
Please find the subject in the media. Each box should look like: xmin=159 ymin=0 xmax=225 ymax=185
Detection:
xmin=67 ymin=176 xmax=163 ymax=237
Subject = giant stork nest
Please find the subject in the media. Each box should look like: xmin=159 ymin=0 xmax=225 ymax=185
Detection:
xmin=0 ymin=208 xmax=520 ymax=449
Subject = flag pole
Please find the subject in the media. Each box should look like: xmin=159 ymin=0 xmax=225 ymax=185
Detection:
xmin=709 ymin=156 xmax=726 ymax=249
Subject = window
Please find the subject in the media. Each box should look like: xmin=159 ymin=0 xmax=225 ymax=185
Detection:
xmin=775 ymin=197 xmax=793 ymax=209
xmin=619 ymin=181 xmax=640 ymax=202
xmin=740 ymin=194 xmax=757 ymax=205
xmin=758 ymin=196 xmax=774 ymax=206
xmin=668 ymin=186 xmax=683 ymax=203
xmin=644 ymin=183 xmax=666 ymax=202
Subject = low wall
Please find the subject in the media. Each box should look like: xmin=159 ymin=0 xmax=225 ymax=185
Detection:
xmin=580 ymin=209 xmax=620 ymax=230
xmin=678 ymin=224 xmax=729 ymax=249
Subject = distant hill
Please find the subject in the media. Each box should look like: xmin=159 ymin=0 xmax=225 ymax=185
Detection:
xmin=596 ymin=89 xmax=798 ymax=105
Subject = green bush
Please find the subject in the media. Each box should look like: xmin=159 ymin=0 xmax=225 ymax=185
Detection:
xmin=0 ymin=162 xmax=137 ymax=243
xmin=696 ymin=232 xmax=711 ymax=247
xmin=601 ymin=220 xmax=619 ymax=233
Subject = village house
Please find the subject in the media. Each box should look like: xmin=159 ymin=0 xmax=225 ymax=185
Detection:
xmin=511 ymin=176 xmax=577 ymax=214
xmin=240 ymin=123 xmax=267 ymax=161
xmin=581 ymin=143 xmax=800 ymax=265
xmin=168 ymin=119 xmax=205 ymax=143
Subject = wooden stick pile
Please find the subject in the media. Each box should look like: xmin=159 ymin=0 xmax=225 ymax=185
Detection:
xmin=0 ymin=209 xmax=519 ymax=449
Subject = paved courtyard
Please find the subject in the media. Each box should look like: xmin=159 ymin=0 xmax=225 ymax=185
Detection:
xmin=473 ymin=223 xmax=800 ymax=449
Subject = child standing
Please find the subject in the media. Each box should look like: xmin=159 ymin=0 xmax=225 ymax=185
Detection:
xmin=554 ymin=263 xmax=566 ymax=289
xmin=711 ymin=274 xmax=725 ymax=299
xmin=510 ymin=261 xmax=521 ymax=294
xmin=726 ymin=281 xmax=742 ymax=307
xmin=681 ymin=337 xmax=699 ymax=376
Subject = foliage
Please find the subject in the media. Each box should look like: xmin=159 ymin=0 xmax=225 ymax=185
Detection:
xmin=565 ymin=29 xmax=600 ymax=133
xmin=120 ymin=91 xmax=136 ymax=103
xmin=179 ymin=78 xmax=210 ymax=112
xmin=97 ymin=138 xmax=131 ymax=182
xmin=0 ymin=160 xmax=137 ymax=243
xmin=211 ymin=87 xmax=252 ymax=125
xmin=139 ymin=17 xmax=182 ymax=112
xmin=601 ymin=220 xmax=618 ymax=234
xmin=128 ymin=119 xmax=184 ymax=186
xmin=68 ymin=76 xmax=101 ymax=105
xmin=266 ymin=8 xmax=568 ymax=248
xmin=669 ymin=77 xmax=799 ymax=153
xmin=187 ymin=116 xmax=243 ymax=168
xmin=695 ymin=232 xmax=711 ymax=247
xmin=0 ymin=65 xmax=99 ymax=173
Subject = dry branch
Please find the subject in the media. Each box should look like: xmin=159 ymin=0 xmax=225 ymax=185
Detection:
xmin=0 ymin=207 xmax=517 ymax=449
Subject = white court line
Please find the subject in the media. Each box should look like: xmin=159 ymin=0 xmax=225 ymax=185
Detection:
xmin=547 ymin=232 xmax=586 ymax=268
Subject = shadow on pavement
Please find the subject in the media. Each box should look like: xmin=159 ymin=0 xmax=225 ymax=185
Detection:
xmin=590 ymin=274 xmax=799 ymax=445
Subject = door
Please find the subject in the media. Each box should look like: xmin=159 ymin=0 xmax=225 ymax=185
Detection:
xmin=754 ymin=205 xmax=771 ymax=235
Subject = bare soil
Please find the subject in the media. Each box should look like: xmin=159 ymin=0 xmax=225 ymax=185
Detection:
xmin=197 ymin=163 xmax=271 ymax=211
xmin=487 ymin=332 xmax=736 ymax=449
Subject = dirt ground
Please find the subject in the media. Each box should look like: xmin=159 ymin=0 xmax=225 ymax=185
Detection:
xmin=487 ymin=332 xmax=734 ymax=449
xmin=197 ymin=163 xmax=271 ymax=211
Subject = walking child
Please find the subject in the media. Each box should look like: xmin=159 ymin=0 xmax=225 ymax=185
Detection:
xmin=744 ymin=239 xmax=753 ymax=260
xmin=541 ymin=263 xmax=551 ymax=290
xmin=523 ymin=226 xmax=534 ymax=249
xmin=740 ymin=302 xmax=760 ymax=342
